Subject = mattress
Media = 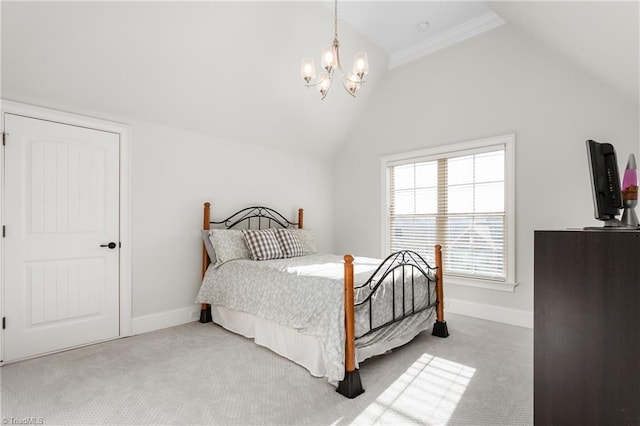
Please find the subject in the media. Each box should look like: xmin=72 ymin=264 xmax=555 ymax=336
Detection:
xmin=196 ymin=253 xmax=436 ymax=384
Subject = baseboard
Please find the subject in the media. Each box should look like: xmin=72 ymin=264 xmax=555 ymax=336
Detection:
xmin=131 ymin=306 xmax=202 ymax=335
xmin=130 ymin=300 xmax=533 ymax=336
xmin=446 ymin=298 xmax=533 ymax=329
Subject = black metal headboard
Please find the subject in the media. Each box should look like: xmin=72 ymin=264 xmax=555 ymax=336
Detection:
xmin=210 ymin=206 xmax=300 ymax=230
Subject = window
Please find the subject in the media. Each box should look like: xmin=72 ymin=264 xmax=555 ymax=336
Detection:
xmin=383 ymin=134 xmax=516 ymax=291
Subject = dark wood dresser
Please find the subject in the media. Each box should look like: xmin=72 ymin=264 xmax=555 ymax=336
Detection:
xmin=534 ymin=230 xmax=640 ymax=425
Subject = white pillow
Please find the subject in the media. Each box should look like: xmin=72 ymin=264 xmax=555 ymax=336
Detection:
xmin=201 ymin=230 xmax=216 ymax=264
xmin=289 ymin=229 xmax=318 ymax=254
xmin=209 ymin=229 xmax=251 ymax=266
xmin=241 ymin=229 xmax=283 ymax=261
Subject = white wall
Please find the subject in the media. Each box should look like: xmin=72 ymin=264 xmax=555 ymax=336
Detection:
xmin=0 ymin=98 xmax=334 ymax=334
xmin=331 ymin=24 xmax=639 ymax=326
xmin=130 ymin=120 xmax=334 ymax=327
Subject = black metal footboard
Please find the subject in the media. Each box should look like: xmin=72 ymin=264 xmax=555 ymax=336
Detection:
xmin=354 ymin=250 xmax=437 ymax=340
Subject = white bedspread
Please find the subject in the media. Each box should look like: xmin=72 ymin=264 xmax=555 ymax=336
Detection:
xmin=195 ymin=254 xmax=435 ymax=384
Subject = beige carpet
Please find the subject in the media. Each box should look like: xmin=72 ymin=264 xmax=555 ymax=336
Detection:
xmin=1 ymin=313 xmax=532 ymax=425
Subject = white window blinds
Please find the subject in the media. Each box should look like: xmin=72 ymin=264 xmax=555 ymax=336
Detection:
xmin=389 ymin=146 xmax=507 ymax=281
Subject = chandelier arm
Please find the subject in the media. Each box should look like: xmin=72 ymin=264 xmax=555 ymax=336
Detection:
xmin=304 ymin=78 xmax=329 ymax=88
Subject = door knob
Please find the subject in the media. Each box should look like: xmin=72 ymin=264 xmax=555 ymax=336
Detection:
xmin=100 ymin=242 xmax=117 ymax=249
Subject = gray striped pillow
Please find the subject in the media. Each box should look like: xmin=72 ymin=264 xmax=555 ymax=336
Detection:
xmin=275 ymin=228 xmax=305 ymax=258
xmin=241 ymin=229 xmax=283 ymax=261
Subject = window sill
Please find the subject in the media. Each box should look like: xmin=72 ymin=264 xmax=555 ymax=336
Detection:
xmin=444 ymin=275 xmax=518 ymax=292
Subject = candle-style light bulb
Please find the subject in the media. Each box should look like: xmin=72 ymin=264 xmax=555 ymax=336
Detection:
xmin=322 ymin=46 xmax=337 ymax=73
xmin=352 ymin=52 xmax=369 ymax=80
xmin=345 ymin=74 xmax=361 ymax=96
xmin=318 ymin=74 xmax=331 ymax=99
xmin=301 ymin=58 xmax=316 ymax=84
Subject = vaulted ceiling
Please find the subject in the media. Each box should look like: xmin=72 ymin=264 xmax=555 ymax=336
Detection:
xmin=2 ymin=2 xmax=638 ymax=159
xmin=490 ymin=1 xmax=638 ymax=106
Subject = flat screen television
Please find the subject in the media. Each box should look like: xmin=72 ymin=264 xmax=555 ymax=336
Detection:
xmin=586 ymin=139 xmax=624 ymax=227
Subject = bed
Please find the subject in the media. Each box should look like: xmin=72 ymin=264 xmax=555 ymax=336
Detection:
xmin=196 ymin=202 xmax=449 ymax=398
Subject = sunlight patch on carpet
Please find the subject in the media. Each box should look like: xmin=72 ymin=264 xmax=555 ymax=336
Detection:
xmin=353 ymin=353 xmax=475 ymax=425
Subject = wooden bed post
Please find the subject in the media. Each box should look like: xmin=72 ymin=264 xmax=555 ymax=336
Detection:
xmin=200 ymin=202 xmax=213 ymax=323
xmin=298 ymin=208 xmax=304 ymax=229
xmin=202 ymin=202 xmax=211 ymax=277
xmin=337 ymin=254 xmax=365 ymax=398
xmin=432 ymin=244 xmax=449 ymax=337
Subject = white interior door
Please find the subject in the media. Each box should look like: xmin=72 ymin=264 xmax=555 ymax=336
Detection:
xmin=3 ymin=113 xmax=120 ymax=362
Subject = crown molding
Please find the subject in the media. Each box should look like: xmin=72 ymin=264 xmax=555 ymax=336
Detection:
xmin=388 ymin=11 xmax=506 ymax=70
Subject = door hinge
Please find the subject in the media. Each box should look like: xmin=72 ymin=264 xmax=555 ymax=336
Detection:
xmin=2 ymin=317 xmax=5 ymax=330
xmin=2 ymin=132 xmax=5 ymax=146
xmin=2 ymin=225 xmax=5 ymax=238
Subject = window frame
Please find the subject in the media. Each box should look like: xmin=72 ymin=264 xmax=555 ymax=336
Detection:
xmin=381 ymin=133 xmax=517 ymax=292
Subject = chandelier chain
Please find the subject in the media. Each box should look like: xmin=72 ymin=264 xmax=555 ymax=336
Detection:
xmin=333 ymin=0 xmax=338 ymax=41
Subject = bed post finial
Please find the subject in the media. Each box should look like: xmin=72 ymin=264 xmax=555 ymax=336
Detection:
xmin=432 ymin=244 xmax=449 ymax=338
xmin=203 ymin=202 xmax=211 ymax=231
xmin=337 ymin=254 xmax=365 ymax=398
xmin=298 ymin=208 xmax=304 ymax=229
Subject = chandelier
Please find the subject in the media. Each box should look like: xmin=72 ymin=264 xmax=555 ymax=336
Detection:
xmin=301 ymin=0 xmax=369 ymax=100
